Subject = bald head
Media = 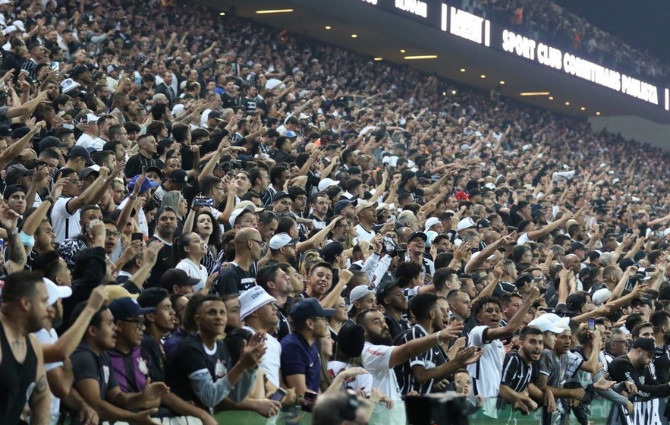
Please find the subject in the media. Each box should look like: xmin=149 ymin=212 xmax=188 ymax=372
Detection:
xmin=484 ymin=231 xmax=501 ymax=244
xmin=235 ymin=228 xmax=261 ymax=246
xmin=233 ymin=228 xmax=263 ymax=262
xmin=563 ymin=254 xmax=580 ymax=272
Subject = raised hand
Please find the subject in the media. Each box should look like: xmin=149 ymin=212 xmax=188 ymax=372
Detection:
xmin=143 ymin=240 xmax=164 ymax=267
xmin=87 ymin=285 xmax=108 ymax=311
xmin=0 ymin=202 xmax=19 ymax=230
xmin=239 ymin=332 xmax=267 ymax=368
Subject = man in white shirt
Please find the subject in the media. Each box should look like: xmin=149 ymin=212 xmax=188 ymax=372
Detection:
xmin=51 ymin=167 xmax=105 ymax=243
xmin=75 ymin=113 xmax=100 ymax=149
xmin=240 ymin=286 xmax=283 ymax=387
xmin=356 ymin=309 xmax=463 ymax=425
xmin=466 ymin=287 xmax=540 ymax=417
xmin=354 ymin=200 xmax=377 ymax=243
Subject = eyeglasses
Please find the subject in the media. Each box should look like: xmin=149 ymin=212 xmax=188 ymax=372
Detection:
xmin=121 ymin=318 xmax=144 ymax=327
xmin=106 ymin=231 xmax=120 ymax=237
xmin=249 ymin=239 xmax=263 ymax=246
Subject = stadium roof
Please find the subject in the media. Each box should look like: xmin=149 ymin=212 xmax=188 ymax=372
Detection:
xmin=205 ymin=0 xmax=670 ymax=124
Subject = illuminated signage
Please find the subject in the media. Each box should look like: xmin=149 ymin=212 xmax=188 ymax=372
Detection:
xmin=348 ymin=0 xmax=663 ymax=108
xmin=395 ymin=0 xmax=427 ymax=18
xmin=501 ymin=29 xmax=658 ymax=105
xmin=449 ymin=6 xmax=489 ymax=45
xmin=440 ymin=3 xmax=490 ymax=46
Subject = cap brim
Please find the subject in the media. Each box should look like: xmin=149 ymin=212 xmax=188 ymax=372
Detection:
xmin=322 ymin=308 xmax=335 ymax=318
xmin=136 ymin=307 xmax=156 ymax=315
xmin=178 ymin=277 xmax=200 ymax=287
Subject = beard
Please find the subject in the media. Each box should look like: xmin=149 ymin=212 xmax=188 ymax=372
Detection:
xmin=368 ymin=329 xmax=393 ymax=346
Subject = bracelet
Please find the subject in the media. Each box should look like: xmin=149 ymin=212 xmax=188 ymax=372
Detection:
xmin=45 ymin=197 xmax=55 ymax=204
xmin=129 ymin=195 xmax=137 ymax=200
xmin=435 ymin=332 xmax=441 ymax=344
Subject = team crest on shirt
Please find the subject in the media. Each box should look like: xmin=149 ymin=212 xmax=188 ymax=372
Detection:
xmin=138 ymin=357 xmax=149 ymax=375
xmin=215 ymin=359 xmax=227 ymax=377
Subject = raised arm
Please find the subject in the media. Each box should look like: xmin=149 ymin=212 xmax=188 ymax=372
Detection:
xmin=42 ymin=286 xmax=107 ymax=363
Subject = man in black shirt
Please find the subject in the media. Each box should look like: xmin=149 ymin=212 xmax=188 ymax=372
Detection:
xmin=70 ymin=302 xmax=167 ymax=424
xmin=166 ymin=295 xmax=264 ymax=409
xmin=0 ymin=272 xmax=50 ymax=425
xmin=146 ymin=207 xmax=178 ymax=289
xmin=499 ymin=326 xmax=543 ymax=414
xmin=137 ymin=288 xmax=217 ymax=425
xmin=399 ymin=293 xmax=477 ymax=395
xmin=650 ymin=311 xmax=670 ymax=384
xmin=376 ymin=279 xmax=409 ymax=341
xmin=125 ymin=134 xmax=160 ymax=178
xmin=213 ymin=228 xmax=262 ymax=295
xmin=608 ymin=338 xmax=670 ymax=423
xmin=397 ymin=170 xmax=448 ymax=204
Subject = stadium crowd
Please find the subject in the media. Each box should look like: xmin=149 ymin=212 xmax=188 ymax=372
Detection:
xmin=1 ymin=0 xmax=670 ymax=425
xmin=459 ymin=0 xmax=669 ymax=83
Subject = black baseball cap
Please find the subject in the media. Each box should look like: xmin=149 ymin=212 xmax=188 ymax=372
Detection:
xmin=632 ymin=337 xmax=656 ymax=355
xmin=3 ymin=184 xmax=26 ymax=200
xmin=273 ymin=191 xmax=291 ymax=202
xmin=38 ymin=136 xmax=65 ymax=152
xmin=290 ymin=298 xmax=335 ymax=323
xmin=407 ymin=231 xmax=427 ymax=243
xmin=376 ymin=279 xmax=401 ymax=304
xmin=161 ymin=268 xmax=200 ymax=289
xmin=167 ymin=169 xmax=191 ymax=187
xmin=67 ymin=145 xmax=93 ymax=166
xmin=109 ymin=297 xmax=155 ymax=321
xmin=320 ymin=241 xmax=344 ymax=263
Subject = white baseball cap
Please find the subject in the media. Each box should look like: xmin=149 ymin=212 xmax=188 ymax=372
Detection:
xmin=239 ymin=286 xmax=276 ymax=320
xmin=456 ymin=217 xmax=475 ymax=231
xmin=348 ymin=285 xmax=375 ymax=312
xmin=228 ymin=202 xmax=263 ymax=228
xmin=43 ymin=278 xmax=72 ymax=306
xmin=317 ymin=178 xmax=339 ymax=192
xmin=269 ymin=233 xmax=297 ymax=250
xmin=424 ymin=217 xmax=441 ymax=232
xmin=528 ymin=316 xmax=564 ymax=334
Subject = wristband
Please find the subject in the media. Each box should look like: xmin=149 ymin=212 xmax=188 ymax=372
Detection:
xmin=19 ymin=231 xmax=35 ymax=249
xmin=435 ymin=332 xmax=441 ymax=344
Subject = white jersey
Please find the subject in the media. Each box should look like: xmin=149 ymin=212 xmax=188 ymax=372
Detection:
xmin=51 ymin=197 xmax=80 ymax=243
xmin=467 ymin=325 xmax=505 ymax=398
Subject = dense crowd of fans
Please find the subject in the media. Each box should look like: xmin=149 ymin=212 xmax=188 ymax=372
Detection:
xmin=459 ymin=0 xmax=669 ymax=83
xmin=1 ymin=1 xmax=670 ymax=425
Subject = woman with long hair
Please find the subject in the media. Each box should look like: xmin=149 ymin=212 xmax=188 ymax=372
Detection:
xmin=174 ymin=232 xmax=209 ymax=292
xmin=190 ymin=209 xmax=224 ymax=273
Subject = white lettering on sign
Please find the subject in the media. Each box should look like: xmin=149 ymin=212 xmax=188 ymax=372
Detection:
xmin=499 ymin=29 xmax=660 ymax=106
xmin=563 ymin=53 xmax=621 ymax=91
xmin=537 ymin=43 xmax=562 ymax=70
xmin=450 ymin=7 xmax=484 ymax=44
xmin=395 ymin=0 xmax=428 ymax=18
xmin=359 ymin=0 xmax=378 ymax=4
xmin=501 ymin=29 xmax=535 ymax=60
xmin=621 ymin=75 xmax=659 ymax=105
xmin=441 ymin=3 xmax=448 ymax=32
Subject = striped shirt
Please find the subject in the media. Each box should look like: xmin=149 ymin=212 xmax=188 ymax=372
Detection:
xmin=500 ymin=351 xmax=534 ymax=393
xmin=398 ymin=324 xmax=448 ymax=394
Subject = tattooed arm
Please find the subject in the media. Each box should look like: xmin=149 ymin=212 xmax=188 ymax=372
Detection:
xmin=28 ymin=334 xmax=51 ymax=425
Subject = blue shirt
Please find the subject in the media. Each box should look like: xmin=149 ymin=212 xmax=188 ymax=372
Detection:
xmin=280 ymin=332 xmax=320 ymax=392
